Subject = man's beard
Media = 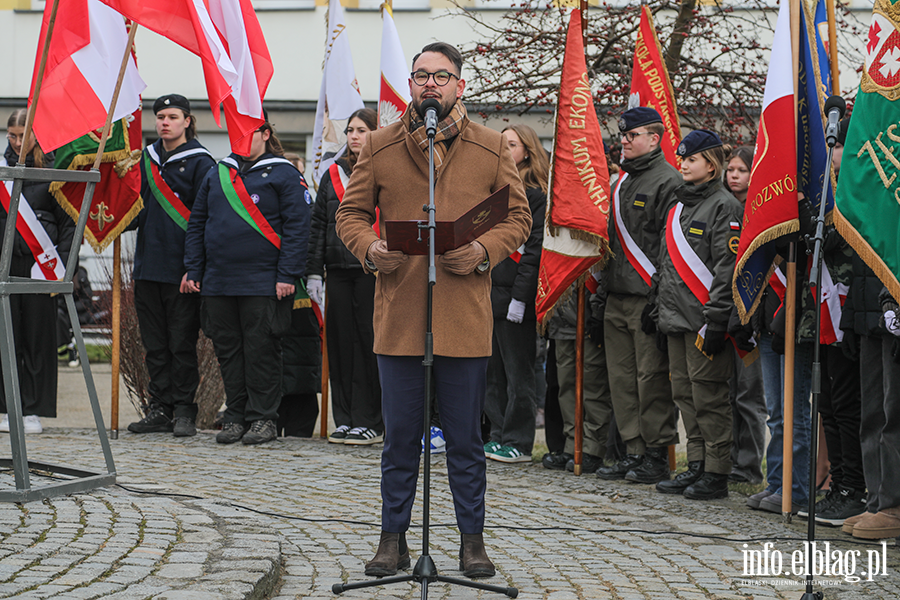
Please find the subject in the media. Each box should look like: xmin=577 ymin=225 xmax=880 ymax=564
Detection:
xmin=413 ymin=95 xmax=456 ymax=121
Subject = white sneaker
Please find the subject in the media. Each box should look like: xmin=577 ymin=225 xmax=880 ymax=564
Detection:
xmin=0 ymin=414 xmax=8 ymax=433
xmin=23 ymin=415 xmax=42 ymax=434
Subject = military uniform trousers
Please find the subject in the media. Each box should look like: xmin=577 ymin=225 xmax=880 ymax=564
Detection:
xmin=134 ymin=280 xmax=201 ymax=420
xmin=668 ymin=333 xmax=734 ymax=474
xmin=604 ymin=293 xmax=676 ymax=454
xmin=729 ymin=346 xmax=767 ymax=483
xmin=555 ymin=335 xmax=613 ymax=458
xmin=202 ymin=296 xmax=290 ymax=425
xmin=859 ymin=335 xmax=900 ymax=512
xmin=377 ymin=355 xmax=489 ymax=535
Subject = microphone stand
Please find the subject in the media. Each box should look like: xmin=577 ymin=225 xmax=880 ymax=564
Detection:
xmin=333 ymin=111 xmax=518 ymax=599
xmin=798 ymin=128 xmax=837 ymax=600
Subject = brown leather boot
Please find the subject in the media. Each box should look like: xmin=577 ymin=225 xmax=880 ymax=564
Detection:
xmin=364 ymin=531 xmax=410 ymax=577
xmin=459 ymin=533 xmax=495 ymax=578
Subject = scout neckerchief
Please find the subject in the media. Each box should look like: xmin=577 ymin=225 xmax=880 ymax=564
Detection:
xmin=144 ymin=144 xmax=213 ymax=231
xmin=665 ymin=201 xmax=757 ymax=363
xmin=0 ymin=156 xmax=65 ymax=280
xmin=218 ymin=157 xmax=314 ymax=311
xmin=612 ymin=172 xmax=656 ymax=286
xmin=402 ymin=99 xmax=468 ymax=175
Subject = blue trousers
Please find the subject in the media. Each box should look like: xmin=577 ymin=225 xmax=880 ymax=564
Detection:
xmin=759 ymin=333 xmax=812 ymax=505
xmin=377 ymin=355 xmax=489 ymax=534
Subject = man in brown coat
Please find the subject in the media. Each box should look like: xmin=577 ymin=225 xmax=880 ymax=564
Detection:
xmin=336 ymin=42 xmax=531 ymax=580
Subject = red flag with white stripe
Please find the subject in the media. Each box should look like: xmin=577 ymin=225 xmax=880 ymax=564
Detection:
xmin=28 ymin=0 xmax=145 ymax=152
xmin=536 ymin=9 xmax=610 ymax=328
xmin=100 ymin=0 xmax=272 ymax=156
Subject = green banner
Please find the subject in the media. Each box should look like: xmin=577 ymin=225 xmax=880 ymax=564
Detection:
xmin=835 ymin=0 xmax=900 ymax=301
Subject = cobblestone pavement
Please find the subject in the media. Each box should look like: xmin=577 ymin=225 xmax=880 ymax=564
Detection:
xmin=1 ymin=429 xmax=898 ymax=600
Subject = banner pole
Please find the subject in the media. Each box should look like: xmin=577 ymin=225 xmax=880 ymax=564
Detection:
xmin=17 ymin=0 xmax=61 ymax=166
xmin=826 ymin=0 xmax=840 ymax=95
xmin=574 ymin=285 xmax=586 ymax=476
xmin=96 ymin=22 xmax=138 ymax=436
xmin=320 ymin=293 xmax=330 ymax=438
xmin=110 ymin=238 xmax=121 ymax=438
xmin=782 ymin=0 xmax=801 ymax=522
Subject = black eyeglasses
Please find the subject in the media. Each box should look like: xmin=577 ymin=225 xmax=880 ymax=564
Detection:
xmin=621 ymin=131 xmax=654 ymax=143
xmin=410 ymin=70 xmax=458 ymax=87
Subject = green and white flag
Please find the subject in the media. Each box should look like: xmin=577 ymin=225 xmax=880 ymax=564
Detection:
xmin=836 ymin=0 xmax=900 ymax=300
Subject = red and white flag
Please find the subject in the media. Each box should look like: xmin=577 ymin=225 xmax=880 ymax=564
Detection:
xmin=628 ymin=4 xmax=682 ymax=169
xmin=732 ymin=0 xmax=799 ymax=321
xmin=311 ymin=0 xmax=365 ymax=186
xmin=535 ymin=9 xmax=611 ymax=328
xmin=378 ymin=3 xmax=410 ymax=128
xmin=28 ymin=0 xmax=145 ymax=152
xmin=100 ymin=0 xmax=272 ymax=156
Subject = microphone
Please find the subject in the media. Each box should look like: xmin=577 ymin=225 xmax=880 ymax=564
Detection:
xmin=420 ymin=99 xmax=441 ymax=139
xmin=824 ymin=95 xmax=846 ymax=147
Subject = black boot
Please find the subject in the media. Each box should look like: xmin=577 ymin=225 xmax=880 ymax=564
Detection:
xmin=625 ymin=447 xmax=670 ymax=484
xmin=541 ymin=451 xmax=573 ymax=471
xmin=684 ymin=472 xmax=729 ymax=500
xmin=656 ymin=461 xmax=704 ymax=494
xmin=459 ymin=533 xmax=495 ymax=578
xmin=365 ymin=531 xmax=410 ymax=577
xmin=596 ymin=454 xmax=642 ymax=480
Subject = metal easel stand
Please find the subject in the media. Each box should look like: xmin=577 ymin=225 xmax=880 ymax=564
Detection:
xmin=0 ymin=163 xmax=116 ymax=503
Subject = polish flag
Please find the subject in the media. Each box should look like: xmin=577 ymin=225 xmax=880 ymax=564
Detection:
xmin=378 ymin=3 xmax=410 ymax=128
xmin=732 ymin=0 xmax=799 ymax=322
xmin=100 ymin=0 xmax=272 ymax=156
xmin=535 ymin=9 xmax=610 ymax=328
xmin=28 ymin=0 xmax=145 ymax=152
xmin=311 ymin=0 xmax=364 ymax=186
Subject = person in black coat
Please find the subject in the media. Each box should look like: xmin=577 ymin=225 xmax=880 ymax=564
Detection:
xmin=0 ymin=109 xmax=74 ymax=435
xmin=184 ymin=117 xmax=311 ymax=446
xmin=483 ymin=124 xmax=547 ymax=463
xmin=306 ymin=108 xmax=382 ymax=445
xmin=127 ymin=95 xmax=216 ymax=438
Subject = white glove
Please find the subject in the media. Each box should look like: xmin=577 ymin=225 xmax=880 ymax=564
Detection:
xmin=506 ymin=299 xmax=526 ymax=324
xmin=307 ymin=276 xmax=324 ymax=307
xmin=885 ymin=310 xmax=900 ymax=337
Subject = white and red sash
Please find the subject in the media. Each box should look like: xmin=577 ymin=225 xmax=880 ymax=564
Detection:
xmin=768 ymin=263 xmax=847 ymax=345
xmin=612 ymin=172 xmax=655 ymax=286
xmin=330 ymin=161 xmax=378 ymax=235
xmin=666 ymin=202 xmax=756 ymax=362
xmin=0 ymin=157 xmax=65 ymax=281
xmin=665 ymin=202 xmax=713 ymax=305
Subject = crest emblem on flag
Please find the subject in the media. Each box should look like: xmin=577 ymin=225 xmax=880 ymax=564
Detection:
xmin=864 ymin=9 xmax=900 ymax=98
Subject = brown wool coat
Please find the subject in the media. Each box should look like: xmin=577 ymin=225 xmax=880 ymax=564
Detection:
xmin=335 ymin=118 xmax=531 ymax=357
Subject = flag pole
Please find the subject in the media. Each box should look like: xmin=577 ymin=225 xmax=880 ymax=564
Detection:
xmin=826 ymin=0 xmax=840 ymax=95
xmin=568 ymin=0 xmax=590 ymax=477
xmin=93 ymin=22 xmax=139 ymax=439
xmin=782 ymin=0 xmax=801 ymax=521
xmin=320 ymin=293 xmax=330 ymax=439
xmin=16 ymin=0 xmax=61 ymax=167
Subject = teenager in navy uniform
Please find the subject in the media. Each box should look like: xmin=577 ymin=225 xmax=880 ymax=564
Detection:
xmin=184 ymin=115 xmax=310 ymax=446
xmin=127 ymin=95 xmax=215 ymax=438
xmin=653 ymin=129 xmax=743 ymax=500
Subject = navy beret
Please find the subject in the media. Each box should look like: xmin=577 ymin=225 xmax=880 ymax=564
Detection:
xmin=618 ymin=107 xmax=662 ymax=132
xmin=676 ymin=129 xmax=723 ymax=157
xmin=153 ymin=94 xmax=191 ymax=115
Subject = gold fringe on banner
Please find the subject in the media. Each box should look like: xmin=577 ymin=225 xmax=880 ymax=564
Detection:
xmin=834 ymin=205 xmax=900 ymax=305
xmin=731 ymin=219 xmax=800 ymax=323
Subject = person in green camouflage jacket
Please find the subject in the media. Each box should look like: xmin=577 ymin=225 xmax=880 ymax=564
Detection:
xmin=653 ymin=129 xmax=743 ymax=501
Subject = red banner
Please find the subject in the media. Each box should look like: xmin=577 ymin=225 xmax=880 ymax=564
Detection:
xmin=629 ymin=5 xmax=682 ymax=169
xmin=536 ymin=9 xmax=610 ymax=328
